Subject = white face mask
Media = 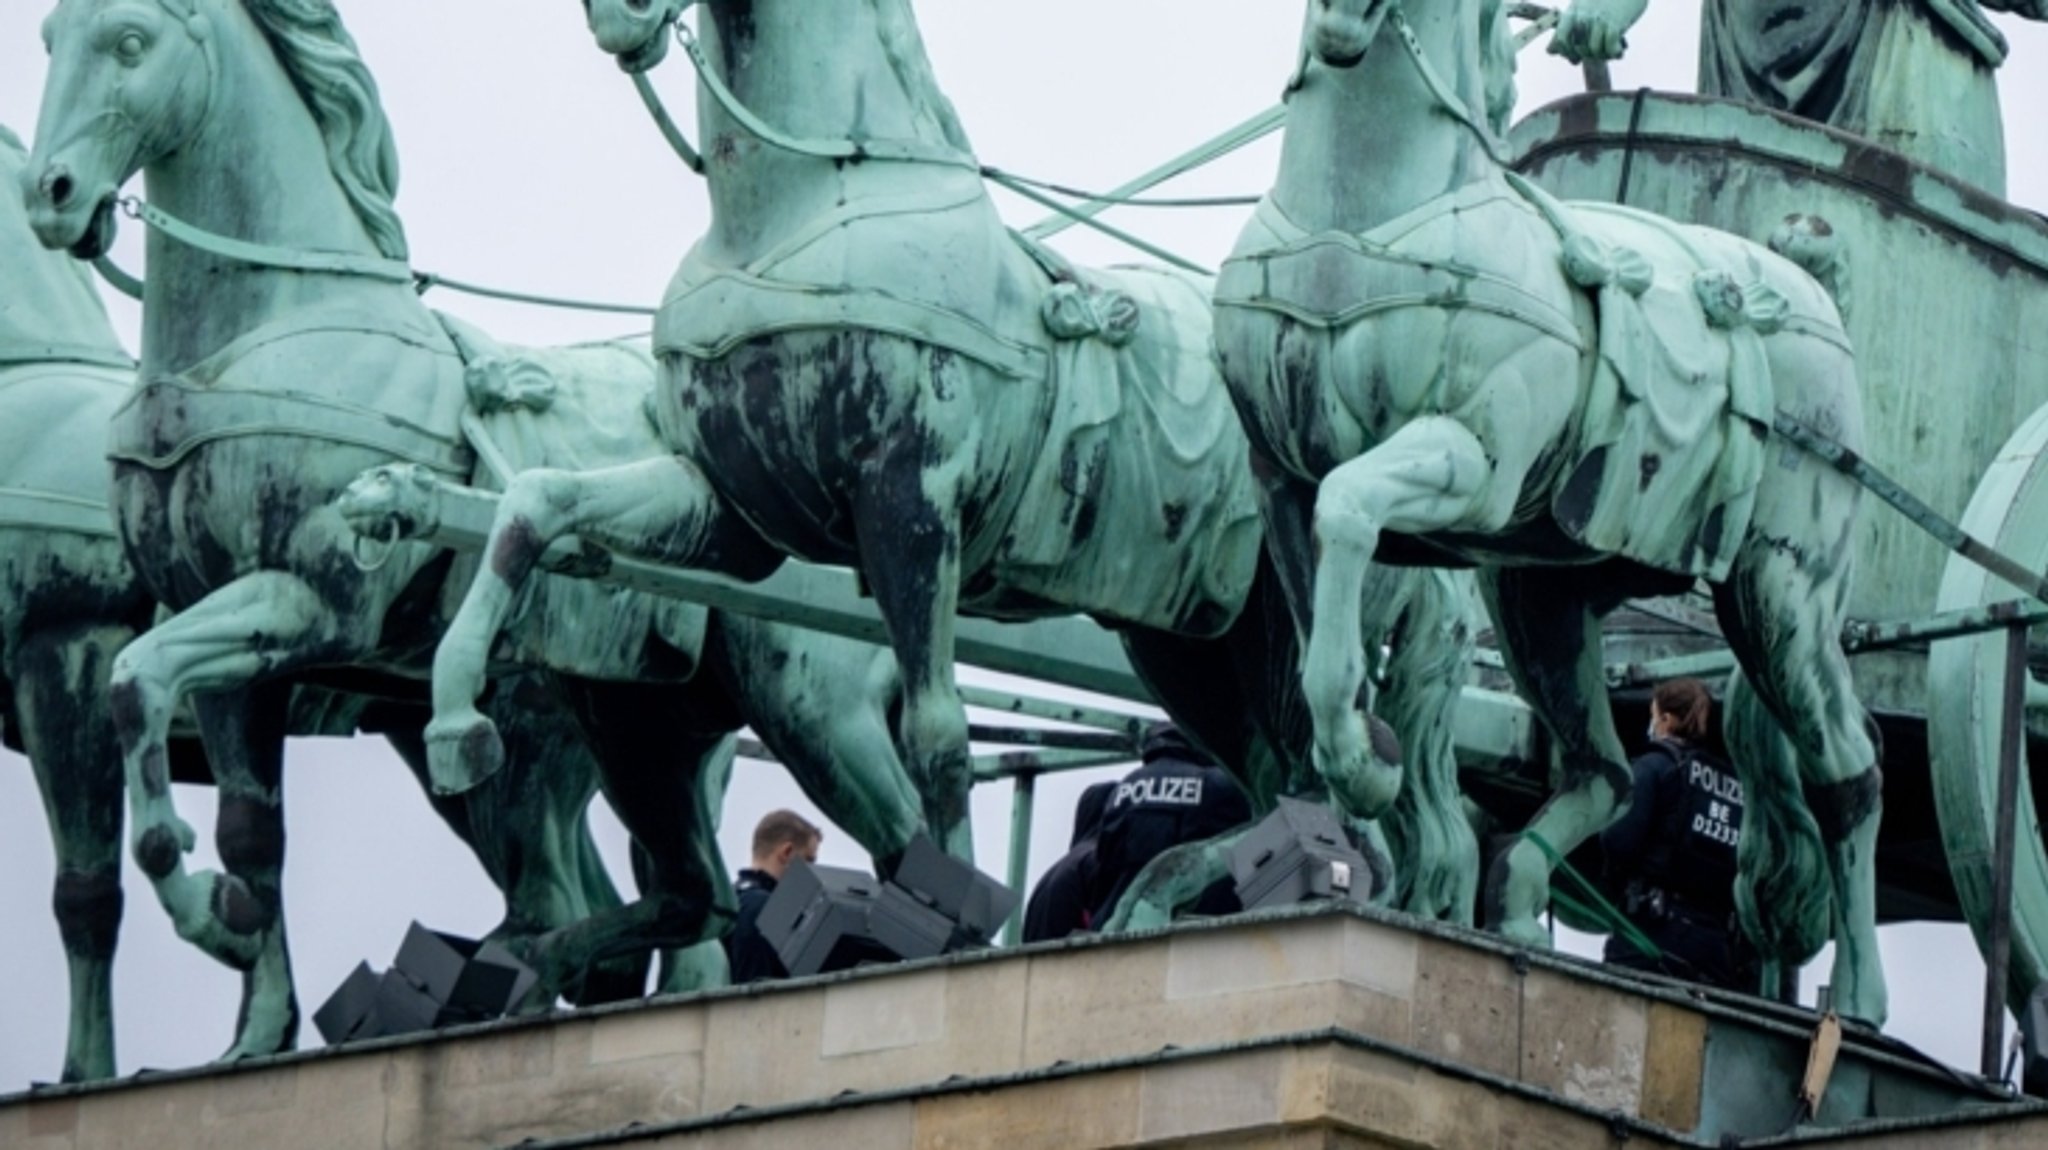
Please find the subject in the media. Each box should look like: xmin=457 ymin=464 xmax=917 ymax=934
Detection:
xmin=1646 ymin=720 xmax=1659 ymax=741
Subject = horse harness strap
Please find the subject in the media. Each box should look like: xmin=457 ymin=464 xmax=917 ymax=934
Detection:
xmin=672 ymin=22 xmax=980 ymax=174
xmin=119 ymin=197 xmax=415 ymax=285
xmin=0 ymin=346 xmax=134 ymax=371
xmin=1216 ymin=190 xmax=1585 ymax=351
xmin=0 ymin=488 xmax=116 ymax=540
xmin=107 ymin=309 xmax=471 ymax=477
xmin=1387 ymin=7 xmax=1511 ymax=168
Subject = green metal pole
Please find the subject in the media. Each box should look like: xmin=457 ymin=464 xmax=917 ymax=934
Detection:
xmin=1022 ymin=105 xmax=1286 ymax=241
xmin=986 ymin=169 xmax=1212 ymax=275
xmin=1003 ymin=771 xmax=1039 ymax=946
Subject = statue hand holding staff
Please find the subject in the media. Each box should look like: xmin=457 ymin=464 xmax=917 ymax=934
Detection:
xmin=1550 ymin=0 xmax=1648 ymax=63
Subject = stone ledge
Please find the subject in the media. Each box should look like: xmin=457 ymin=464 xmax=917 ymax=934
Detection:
xmin=0 ymin=905 xmax=2030 ymax=1149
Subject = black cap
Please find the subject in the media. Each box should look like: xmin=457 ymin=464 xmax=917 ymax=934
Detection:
xmin=1140 ymin=721 xmax=1215 ymax=766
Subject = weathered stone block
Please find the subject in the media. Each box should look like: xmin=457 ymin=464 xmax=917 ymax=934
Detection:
xmin=1165 ymin=918 xmax=1342 ymax=1000
xmin=1410 ymin=936 xmax=1522 ymax=1078
xmin=1518 ymin=966 xmax=1648 ymax=1112
xmin=1640 ymin=1000 xmax=1707 ymax=1132
xmin=698 ymin=983 xmax=827 ymax=1112
xmin=914 ymin=1069 xmax=1142 ymax=1149
xmin=703 ymin=960 xmax=1027 ymax=1113
xmin=71 ymin=1076 xmax=212 ymax=1150
xmin=588 ymin=1003 xmax=707 ymax=1066
xmin=1136 ymin=1047 xmax=1288 ymax=1141
xmin=1323 ymin=1044 xmax=1499 ymax=1150
xmin=15 ymin=1094 xmax=77 ymax=1149
xmin=823 ymin=969 xmax=950 ymax=1057
xmin=1341 ymin=918 xmax=1420 ymax=1000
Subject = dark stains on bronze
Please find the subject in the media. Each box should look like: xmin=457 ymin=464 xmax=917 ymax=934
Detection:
xmin=134 ymin=825 xmax=183 ymax=881
xmin=1803 ymin=767 xmax=1885 ymax=842
xmin=217 ymin=795 xmax=287 ymax=873
xmin=491 ymin=515 xmax=545 ymax=583
xmin=51 ymin=871 xmax=122 ymax=960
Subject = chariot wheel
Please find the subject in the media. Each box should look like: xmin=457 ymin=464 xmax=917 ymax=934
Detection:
xmin=1928 ymin=403 xmax=2048 ymax=1014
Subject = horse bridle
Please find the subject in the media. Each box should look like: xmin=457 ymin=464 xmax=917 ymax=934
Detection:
xmin=630 ymin=3 xmax=981 ymax=176
xmin=1283 ymin=0 xmax=1511 ymax=169
xmin=67 ymin=0 xmax=411 ymax=285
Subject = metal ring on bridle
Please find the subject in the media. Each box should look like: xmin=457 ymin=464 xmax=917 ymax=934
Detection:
xmin=350 ymin=517 xmax=402 ymax=572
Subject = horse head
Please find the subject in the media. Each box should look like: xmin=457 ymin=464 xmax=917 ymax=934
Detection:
xmin=583 ymin=0 xmax=694 ymax=73
xmin=25 ymin=0 xmax=216 ymax=259
xmin=1310 ymin=0 xmax=1396 ymax=68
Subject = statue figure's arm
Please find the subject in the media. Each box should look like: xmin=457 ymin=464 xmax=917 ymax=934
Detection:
xmin=1549 ymin=0 xmax=1651 ymax=63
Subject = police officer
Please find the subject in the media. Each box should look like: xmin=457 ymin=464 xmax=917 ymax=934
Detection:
xmin=1601 ymin=678 xmax=1753 ymax=991
xmin=1087 ymin=723 xmax=1253 ymax=925
xmin=1023 ymin=780 xmax=1117 ymax=943
xmin=724 ymin=809 xmax=822 ymax=984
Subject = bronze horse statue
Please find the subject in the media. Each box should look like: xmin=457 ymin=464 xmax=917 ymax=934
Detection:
xmin=1216 ymin=0 xmax=1881 ymax=1022
xmin=403 ymin=0 xmax=1496 ymax=928
xmin=24 ymin=0 xmax=935 ymax=1063
xmin=0 ymin=122 xmax=660 ymax=1080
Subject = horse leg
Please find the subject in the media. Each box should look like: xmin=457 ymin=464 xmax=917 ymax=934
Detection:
xmin=531 ymin=678 xmax=731 ymax=1003
xmin=13 ymin=623 xmax=130 ymax=1081
xmin=1712 ymin=533 xmax=1882 ymax=1025
xmin=710 ymin=614 xmax=928 ymax=865
xmin=1476 ymin=566 xmax=1632 ymax=948
xmin=1306 ymin=417 xmax=1491 ymax=821
xmin=187 ymin=679 xmax=300 ymax=1060
xmin=106 ymin=573 xmax=368 ymax=1052
xmin=852 ymin=453 xmax=973 ymax=861
xmin=429 ymin=456 xmax=774 ymax=794
xmin=1256 ymin=465 xmax=1461 ymax=917
xmin=385 ymin=685 xmax=646 ymax=1006
xmin=650 ymin=748 xmax=733 ymax=996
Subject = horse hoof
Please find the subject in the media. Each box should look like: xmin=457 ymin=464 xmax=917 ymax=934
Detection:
xmin=1497 ymin=915 xmax=1551 ymax=949
xmin=425 ymin=713 xmax=506 ymax=795
xmin=222 ymin=977 xmax=297 ymax=1063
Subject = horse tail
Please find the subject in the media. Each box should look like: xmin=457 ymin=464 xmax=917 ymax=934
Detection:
xmin=1376 ymin=570 xmax=1481 ymax=925
xmin=1769 ymin=213 xmax=1850 ymax=324
xmin=1724 ymin=668 xmax=1833 ymax=963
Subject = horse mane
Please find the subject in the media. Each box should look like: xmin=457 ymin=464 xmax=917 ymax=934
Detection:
xmin=870 ymin=0 xmax=975 ymax=155
xmin=241 ymin=0 xmax=408 ymax=261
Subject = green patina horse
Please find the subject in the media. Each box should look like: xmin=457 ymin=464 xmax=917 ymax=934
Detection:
xmin=1215 ymin=0 xmax=1882 ymax=1022
xmin=0 ymin=122 xmax=659 ymax=1080
xmin=0 ymin=119 xmax=157 ymax=1083
xmin=405 ymin=0 xmax=1483 ymax=923
xmin=23 ymin=0 xmax=933 ymax=1063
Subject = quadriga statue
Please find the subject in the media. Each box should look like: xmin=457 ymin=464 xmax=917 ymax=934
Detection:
xmin=22 ymin=0 xmax=937 ymax=1062
xmin=407 ymin=0 xmax=1484 ymax=920
xmin=1213 ymin=0 xmax=1883 ymax=1024
xmin=468 ymin=0 xmax=1306 ymax=850
xmin=0 ymin=123 xmax=654 ymax=1080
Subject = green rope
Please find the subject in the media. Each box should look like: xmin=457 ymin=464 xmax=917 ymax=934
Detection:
xmin=1524 ymin=830 xmax=1663 ymax=961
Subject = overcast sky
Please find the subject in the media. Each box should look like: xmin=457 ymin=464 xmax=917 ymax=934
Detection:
xmin=3 ymin=0 xmax=2045 ymax=1093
